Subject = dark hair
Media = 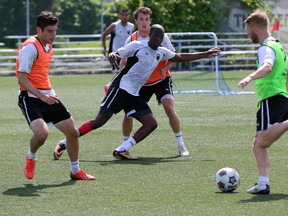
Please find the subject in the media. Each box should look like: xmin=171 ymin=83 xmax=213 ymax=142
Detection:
xmin=133 ymin=6 xmax=152 ymax=20
xmin=36 ymin=11 xmax=58 ymax=31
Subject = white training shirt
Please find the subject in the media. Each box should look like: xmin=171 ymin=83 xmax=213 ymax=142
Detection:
xmin=111 ymin=20 xmax=134 ymax=52
xmin=124 ymin=31 xmax=175 ymax=52
xmin=116 ymin=41 xmax=176 ymax=96
xmin=257 ymin=36 xmax=276 ymax=67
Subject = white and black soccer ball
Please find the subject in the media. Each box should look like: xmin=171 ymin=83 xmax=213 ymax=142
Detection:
xmin=215 ymin=167 xmax=240 ymax=192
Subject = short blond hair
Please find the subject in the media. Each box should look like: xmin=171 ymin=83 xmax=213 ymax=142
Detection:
xmin=244 ymin=9 xmax=269 ymax=28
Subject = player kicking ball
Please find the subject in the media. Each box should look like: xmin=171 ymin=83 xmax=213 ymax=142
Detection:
xmin=53 ymin=24 xmax=220 ymax=160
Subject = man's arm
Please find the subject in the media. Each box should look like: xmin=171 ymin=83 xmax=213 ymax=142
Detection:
xmin=169 ymin=47 xmax=220 ymax=62
xmin=18 ymin=73 xmax=60 ymax=105
xmin=238 ymin=63 xmax=272 ymax=89
xmin=101 ymin=23 xmax=116 ymax=56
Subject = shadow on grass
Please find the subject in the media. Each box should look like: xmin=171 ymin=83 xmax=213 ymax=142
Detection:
xmin=81 ymin=155 xmax=185 ymax=166
xmin=239 ymin=193 xmax=288 ymax=203
xmin=2 ymin=180 xmax=76 ymax=197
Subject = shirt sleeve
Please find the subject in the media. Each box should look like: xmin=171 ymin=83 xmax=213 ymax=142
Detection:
xmin=117 ymin=41 xmax=142 ymax=58
xmin=124 ymin=35 xmax=132 ymax=45
xmin=161 ymin=34 xmax=176 ymax=52
xmin=159 ymin=47 xmax=176 ymax=61
xmin=18 ymin=43 xmax=38 ymax=74
xmin=258 ymin=46 xmax=275 ymax=67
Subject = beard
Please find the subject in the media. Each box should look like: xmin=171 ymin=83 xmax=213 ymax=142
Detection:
xmin=250 ymin=31 xmax=259 ymax=44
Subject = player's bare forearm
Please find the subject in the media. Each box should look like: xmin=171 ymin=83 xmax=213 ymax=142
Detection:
xmin=171 ymin=47 xmax=220 ymax=62
xmin=238 ymin=63 xmax=272 ymax=89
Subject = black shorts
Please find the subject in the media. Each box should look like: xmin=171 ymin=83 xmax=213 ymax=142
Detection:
xmin=256 ymin=94 xmax=288 ymax=131
xmin=139 ymin=77 xmax=174 ymax=104
xmin=100 ymin=87 xmax=152 ymax=120
xmin=18 ymin=91 xmax=71 ymax=125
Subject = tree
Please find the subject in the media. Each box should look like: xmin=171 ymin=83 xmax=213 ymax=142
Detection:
xmin=51 ymin=0 xmax=100 ymax=34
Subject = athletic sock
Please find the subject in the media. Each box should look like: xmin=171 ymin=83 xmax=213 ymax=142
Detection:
xmin=258 ymin=176 xmax=269 ymax=188
xmin=78 ymin=121 xmax=93 ymax=136
xmin=175 ymin=131 xmax=184 ymax=146
xmin=59 ymin=138 xmax=67 ymax=147
xmin=70 ymin=160 xmax=80 ymax=174
xmin=27 ymin=150 xmax=37 ymax=160
xmin=122 ymin=136 xmax=130 ymax=143
xmin=116 ymin=137 xmax=136 ymax=152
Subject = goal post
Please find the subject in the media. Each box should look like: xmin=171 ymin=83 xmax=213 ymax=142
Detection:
xmin=166 ymin=32 xmax=254 ymax=95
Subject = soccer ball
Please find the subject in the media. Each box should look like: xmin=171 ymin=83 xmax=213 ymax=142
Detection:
xmin=215 ymin=167 xmax=240 ymax=192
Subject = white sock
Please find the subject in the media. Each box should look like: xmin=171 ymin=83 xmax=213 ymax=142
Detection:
xmin=27 ymin=150 xmax=37 ymax=160
xmin=258 ymin=176 xmax=269 ymax=187
xmin=122 ymin=136 xmax=130 ymax=143
xmin=60 ymin=138 xmax=67 ymax=147
xmin=70 ymin=160 xmax=80 ymax=174
xmin=116 ymin=137 xmax=136 ymax=152
xmin=175 ymin=131 xmax=184 ymax=146
xmin=106 ymin=82 xmax=111 ymax=88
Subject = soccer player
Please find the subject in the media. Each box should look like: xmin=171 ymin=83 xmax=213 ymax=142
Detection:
xmin=16 ymin=11 xmax=95 ymax=180
xmin=238 ymin=10 xmax=288 ymax=194
xmin=102 ymin=8 xmax=134 ymax=93
xmin=53 ymin=24 xmax=220 ymax=160
xmin=121 ymin=6 xmax=189 ymax=157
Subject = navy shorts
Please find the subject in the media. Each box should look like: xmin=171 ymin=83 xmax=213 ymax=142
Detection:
xmin=18 ymin=91 xmax=71 ymax=125
xmin=100 ymin=87 xmax=152 ymax=120
xmin=139 ymin=77 xmax=174 ymax=104
xmin=256 ymin=94 xmax=288 ymax=131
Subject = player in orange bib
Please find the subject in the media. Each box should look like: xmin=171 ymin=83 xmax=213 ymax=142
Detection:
xmin=16 ymin=11 xmax=95 ymax=180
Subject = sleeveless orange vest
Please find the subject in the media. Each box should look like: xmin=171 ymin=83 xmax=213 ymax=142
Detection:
xmin=131 ymin=32 xmax=170 ymax=85
xmin=16 ymin=36 xmax=53 ymax=90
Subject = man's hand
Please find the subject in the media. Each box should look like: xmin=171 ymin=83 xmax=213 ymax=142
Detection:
xmin=206 ymin=47 xmax=221 ymax=57
xmin=108 ymin=52 xmax=121 ymax=65
xmin=238 ymin=76 xmax=252 ymax=89
xmin=40 ymin=94 xmax=60 ymax=105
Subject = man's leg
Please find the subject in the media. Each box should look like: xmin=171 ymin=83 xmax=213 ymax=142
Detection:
xmin=25 ymin=119 xmax=49 ymax=179
xmin=161 ymin=98 xmax=189 ymax=156
xmin=113 ymin=114 xmax=158 ymax=160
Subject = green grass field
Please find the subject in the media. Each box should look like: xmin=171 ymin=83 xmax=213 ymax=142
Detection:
xmin=1 ymin=71 xmax=288 ymax=216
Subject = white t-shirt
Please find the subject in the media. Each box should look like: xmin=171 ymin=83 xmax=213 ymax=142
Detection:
xmin=115 ymin=41 xmax=176 ymax=96
xmin=124 ymin=31 xmax=175 ymax=52
xmin=257 ymin=36 xmax=276 ymax=67
xmin=110 ymin=20 xmax=134 ymax=52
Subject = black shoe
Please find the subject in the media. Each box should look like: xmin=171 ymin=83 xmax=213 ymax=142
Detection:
xmin=113 ymin=150 xmax=137 ymax=160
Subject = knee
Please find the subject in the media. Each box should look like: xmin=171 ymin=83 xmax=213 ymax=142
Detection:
xmin=70 ymin=127 xmax=80 ymax=140
xmin=34 ymin=130 xmax=49 ymax=143
xmin=165 ymin=107 xmax=178 ymax=118
xmin=252 ymin=137 xmax=268 ymax=151
xmin=150 ymin=120 xmax=158 ymax=131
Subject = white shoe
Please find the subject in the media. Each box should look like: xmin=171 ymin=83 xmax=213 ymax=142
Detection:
xmin=247 ymin=183 xmax=270 ymax=194
xmin=178 ymin=144 xmax=189 ymax=157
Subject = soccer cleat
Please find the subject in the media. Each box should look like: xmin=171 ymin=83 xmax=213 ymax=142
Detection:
xmin=178 ymin=144 xmax=190 ymax=157
xmin=53 ymin=142 xmax=66 ymax=160
xmin=70 ymin=170 xmax=96 ymax=180
xmin=247 ymin=183 xmax=270 ymax=194
xmin=113 ymin=150 xmax=138 ymax=160
xmin=104 ymin=84 xmax=109 ymax=94
xmin=24 ymin=156 xmax=36 ymax=179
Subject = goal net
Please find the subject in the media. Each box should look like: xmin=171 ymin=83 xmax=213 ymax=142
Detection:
xmin=167 ymin=32 xmax=254 ymax=95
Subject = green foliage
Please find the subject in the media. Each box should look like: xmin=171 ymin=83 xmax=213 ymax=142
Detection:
xmin=124 ymin=0 xmax=220 ymax=32
xmin=0 ymin=0 xmax=269 ymax=47
xmin=51 ymin=0 xmax=100 ymax=34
